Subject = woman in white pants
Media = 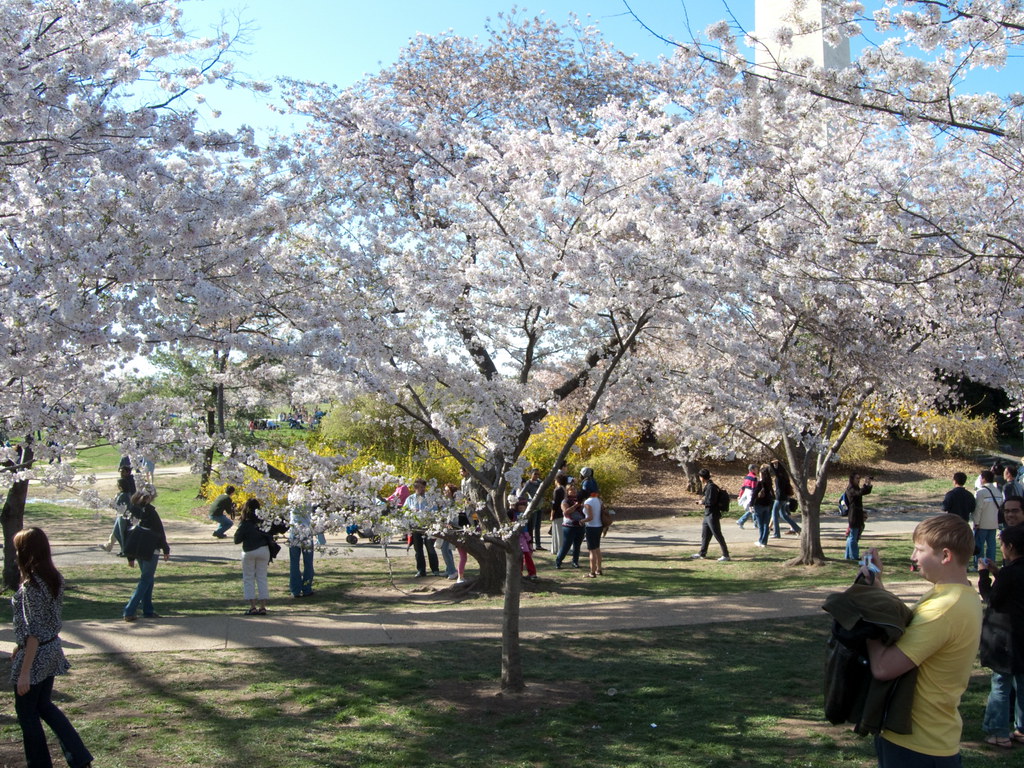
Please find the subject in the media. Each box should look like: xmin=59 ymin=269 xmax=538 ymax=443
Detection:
xmin=234 ymin=498 xmax=271 ymax=615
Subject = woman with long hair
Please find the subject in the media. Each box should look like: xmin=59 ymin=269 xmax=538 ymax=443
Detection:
xmin=768 ymin=459 xmax=801 ymax=538
xmin=10 ymin=527 xmax=93 ymax=767
xmin=751 ymin=464 xmax=775 ymax=548
xmin=234 ymin=498 xmax=272 ymax=615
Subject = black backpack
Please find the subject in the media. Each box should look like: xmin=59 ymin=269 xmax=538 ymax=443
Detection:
xmin=716 ymin=485 xmax=731 ymax=513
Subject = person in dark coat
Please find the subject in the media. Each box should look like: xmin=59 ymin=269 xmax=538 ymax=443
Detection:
xmin=123 ymin=491 xmax=170 ymax=621
xmin=691 ymin=469 xmax=730 ymax=561
xmin=941 ymin=472 xmax=975 ymax=522
xmin=978 ymin=524 xmax=1024 ymax=747
xmin=845 ymin=473 xmax=873 ymax=561
xmin=752 ymin=464 xmax=775 ymax=548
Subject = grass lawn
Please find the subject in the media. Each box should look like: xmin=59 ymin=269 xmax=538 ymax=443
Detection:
xmin=0 ymin=617 xmax=1011 ymax=768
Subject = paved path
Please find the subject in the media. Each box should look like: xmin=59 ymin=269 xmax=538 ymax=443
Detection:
xmin=0 ymin=581 xmax=932 ymax=657
xmin=10 ymin=484 xmax=940 ymax=657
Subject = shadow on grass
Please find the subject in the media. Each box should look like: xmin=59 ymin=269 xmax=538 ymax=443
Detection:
xmin=6 ymin=618 xmax=902 ymax=768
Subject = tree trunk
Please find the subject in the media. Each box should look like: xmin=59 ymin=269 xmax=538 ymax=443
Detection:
xmin=457 ymin=536 xmax=507 ymax=594
xmin=500 ymin=544 xmax=525 ymax=692
xmin=198 ymin=389 xmax=217 ymax=497
xmin=787 ymin=492 xmax=828 ymax=566
xmin=682 ymin=459 xmax=701 ymax=494
xmin=2 ymin=444 xmax=34 ymax=590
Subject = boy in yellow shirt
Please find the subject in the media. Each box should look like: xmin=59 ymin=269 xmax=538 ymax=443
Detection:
xmin=862 ymin=515 xmax=982 ymax=767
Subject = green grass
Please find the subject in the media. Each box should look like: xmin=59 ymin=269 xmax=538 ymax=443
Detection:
xmin=0 ymin=618 xmax=1010 ymax=768
xmin=69 ymin=442 xmax=123 ymax=472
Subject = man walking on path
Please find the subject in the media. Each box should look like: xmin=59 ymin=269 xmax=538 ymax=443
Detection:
xmin=692 ymin=469 xmax=730 ymax=562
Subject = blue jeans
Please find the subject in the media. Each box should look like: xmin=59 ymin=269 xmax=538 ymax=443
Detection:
xmin=14 ymin=675 xmax=93 ymax=768
xmin=289 ymin=545 xmax=314 ymax=597
xmin=736 ymin=507 xmax=755 ymax=526
xmin=124 ymin=556 xmax=159 ymax=617
xmin=211 ymin=513 xmax=233 ymax=537
xmin=771 ymin=499 xmax=801 ymax=537
xmin=982 ymin=670 xmax=1024 ymax=737
xmin=975 ymin=528 xmax=997 ymax=565
xmin=875 ymin=735 xmax=961 ymax=767
xmin=112 ymin=515 xmax=128 ymax=550
xmin=754 ymin=505 xmax=772 ymax=545
xmin=555 ymin=525 xmax=584 ymax=566
xmin=438 ymin=539 xmax=456 ymax=576
xmin=846 ymin=527 xmax=863 ymax=560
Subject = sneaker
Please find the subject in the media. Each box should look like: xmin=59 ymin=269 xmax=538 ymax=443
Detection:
xmin=690 ymin=554 xmax=706 ymax=560
xmin=212 ymin=531 xmax=226 ymax=539
xmin=123 ymin=615 xmax=136 ymax=622
xmin=431 ymin=571 xmax=441 ymax=577
xmin=717 ymin=556 xmax=731 ymax=562
xmin=570 ymin=562 xmax=580 ymax=569
xmin=101 ymin=541 xmax=113 ymax=552
xmin=736 ymin=522 xmax=745 ymax=529
xmin=447 ymin=573 xmax=458 ymax=580
xmin=754 ymin=542 xmax=766 ymax=548
xmin=413 ymin=571 xmax=426 ymax=578
xmin=785 ymin=530 xmax=800 ymax=536
xmin=528 ymin=574 xmax=539 ymax=583
xmin=554 ymin=563 xmax=563 ymax=570
xmin=455 ymin=578 xmax=466 ymax=584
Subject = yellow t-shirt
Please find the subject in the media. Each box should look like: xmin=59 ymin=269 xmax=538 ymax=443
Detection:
xmin=882 ymin=583 xmax=982 ymax=757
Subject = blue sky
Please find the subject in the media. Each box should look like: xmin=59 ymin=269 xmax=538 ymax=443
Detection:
xmin=179 ymin=0 xmax=1021 ymax=134
xmin=181 ymin=0 xmax=753 ymax=132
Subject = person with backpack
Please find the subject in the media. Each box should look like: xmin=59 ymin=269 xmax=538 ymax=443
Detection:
xmin=691 ymin=469 xmax=730 ymax=562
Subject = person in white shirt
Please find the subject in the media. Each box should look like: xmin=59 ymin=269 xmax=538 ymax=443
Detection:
xmin=974 ymin=470 xmax=1002 ymax=569
xmin=581 ymin=490 xmax=604 ymax=577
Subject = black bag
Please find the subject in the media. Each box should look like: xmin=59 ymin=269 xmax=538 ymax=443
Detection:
xmin=716 ymin=486 xmax=731 ymax=513
xmin=979 ymin=607 xmax=1013 ymax=674
xmin=788 ymin=497 xmax=799 ymax=513
xmin=266 ymin=536 xmax=282 ymax=562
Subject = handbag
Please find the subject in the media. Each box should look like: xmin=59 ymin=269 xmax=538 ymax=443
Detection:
xmin=266 ymin=535 xmax=282 ymax=562
xmin=788 ymin=498 xmax=799 ymax=513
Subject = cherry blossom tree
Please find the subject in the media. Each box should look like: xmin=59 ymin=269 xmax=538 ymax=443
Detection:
xmin=271 ymin=16 xmax=726 ymax=691
xmin=640 ymin=5 xmax=1024 ymax=564
xmin=0 ymin=0 xmax=298 ymax=585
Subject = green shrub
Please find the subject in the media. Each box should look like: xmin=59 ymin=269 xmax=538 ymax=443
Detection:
xmin=581 ymin=447 xmax=638 ymax=506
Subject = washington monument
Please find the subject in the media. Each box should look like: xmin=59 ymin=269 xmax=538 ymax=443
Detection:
xmin=755 ymin=0 xmax=852 ymax=71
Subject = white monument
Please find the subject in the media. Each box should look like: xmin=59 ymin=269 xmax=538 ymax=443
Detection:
xmin=754 ymin=0 xmax=851 ymax=72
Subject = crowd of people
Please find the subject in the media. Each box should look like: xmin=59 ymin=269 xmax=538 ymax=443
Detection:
xmin=11 ymin=451 xmax=1024 ymax=766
